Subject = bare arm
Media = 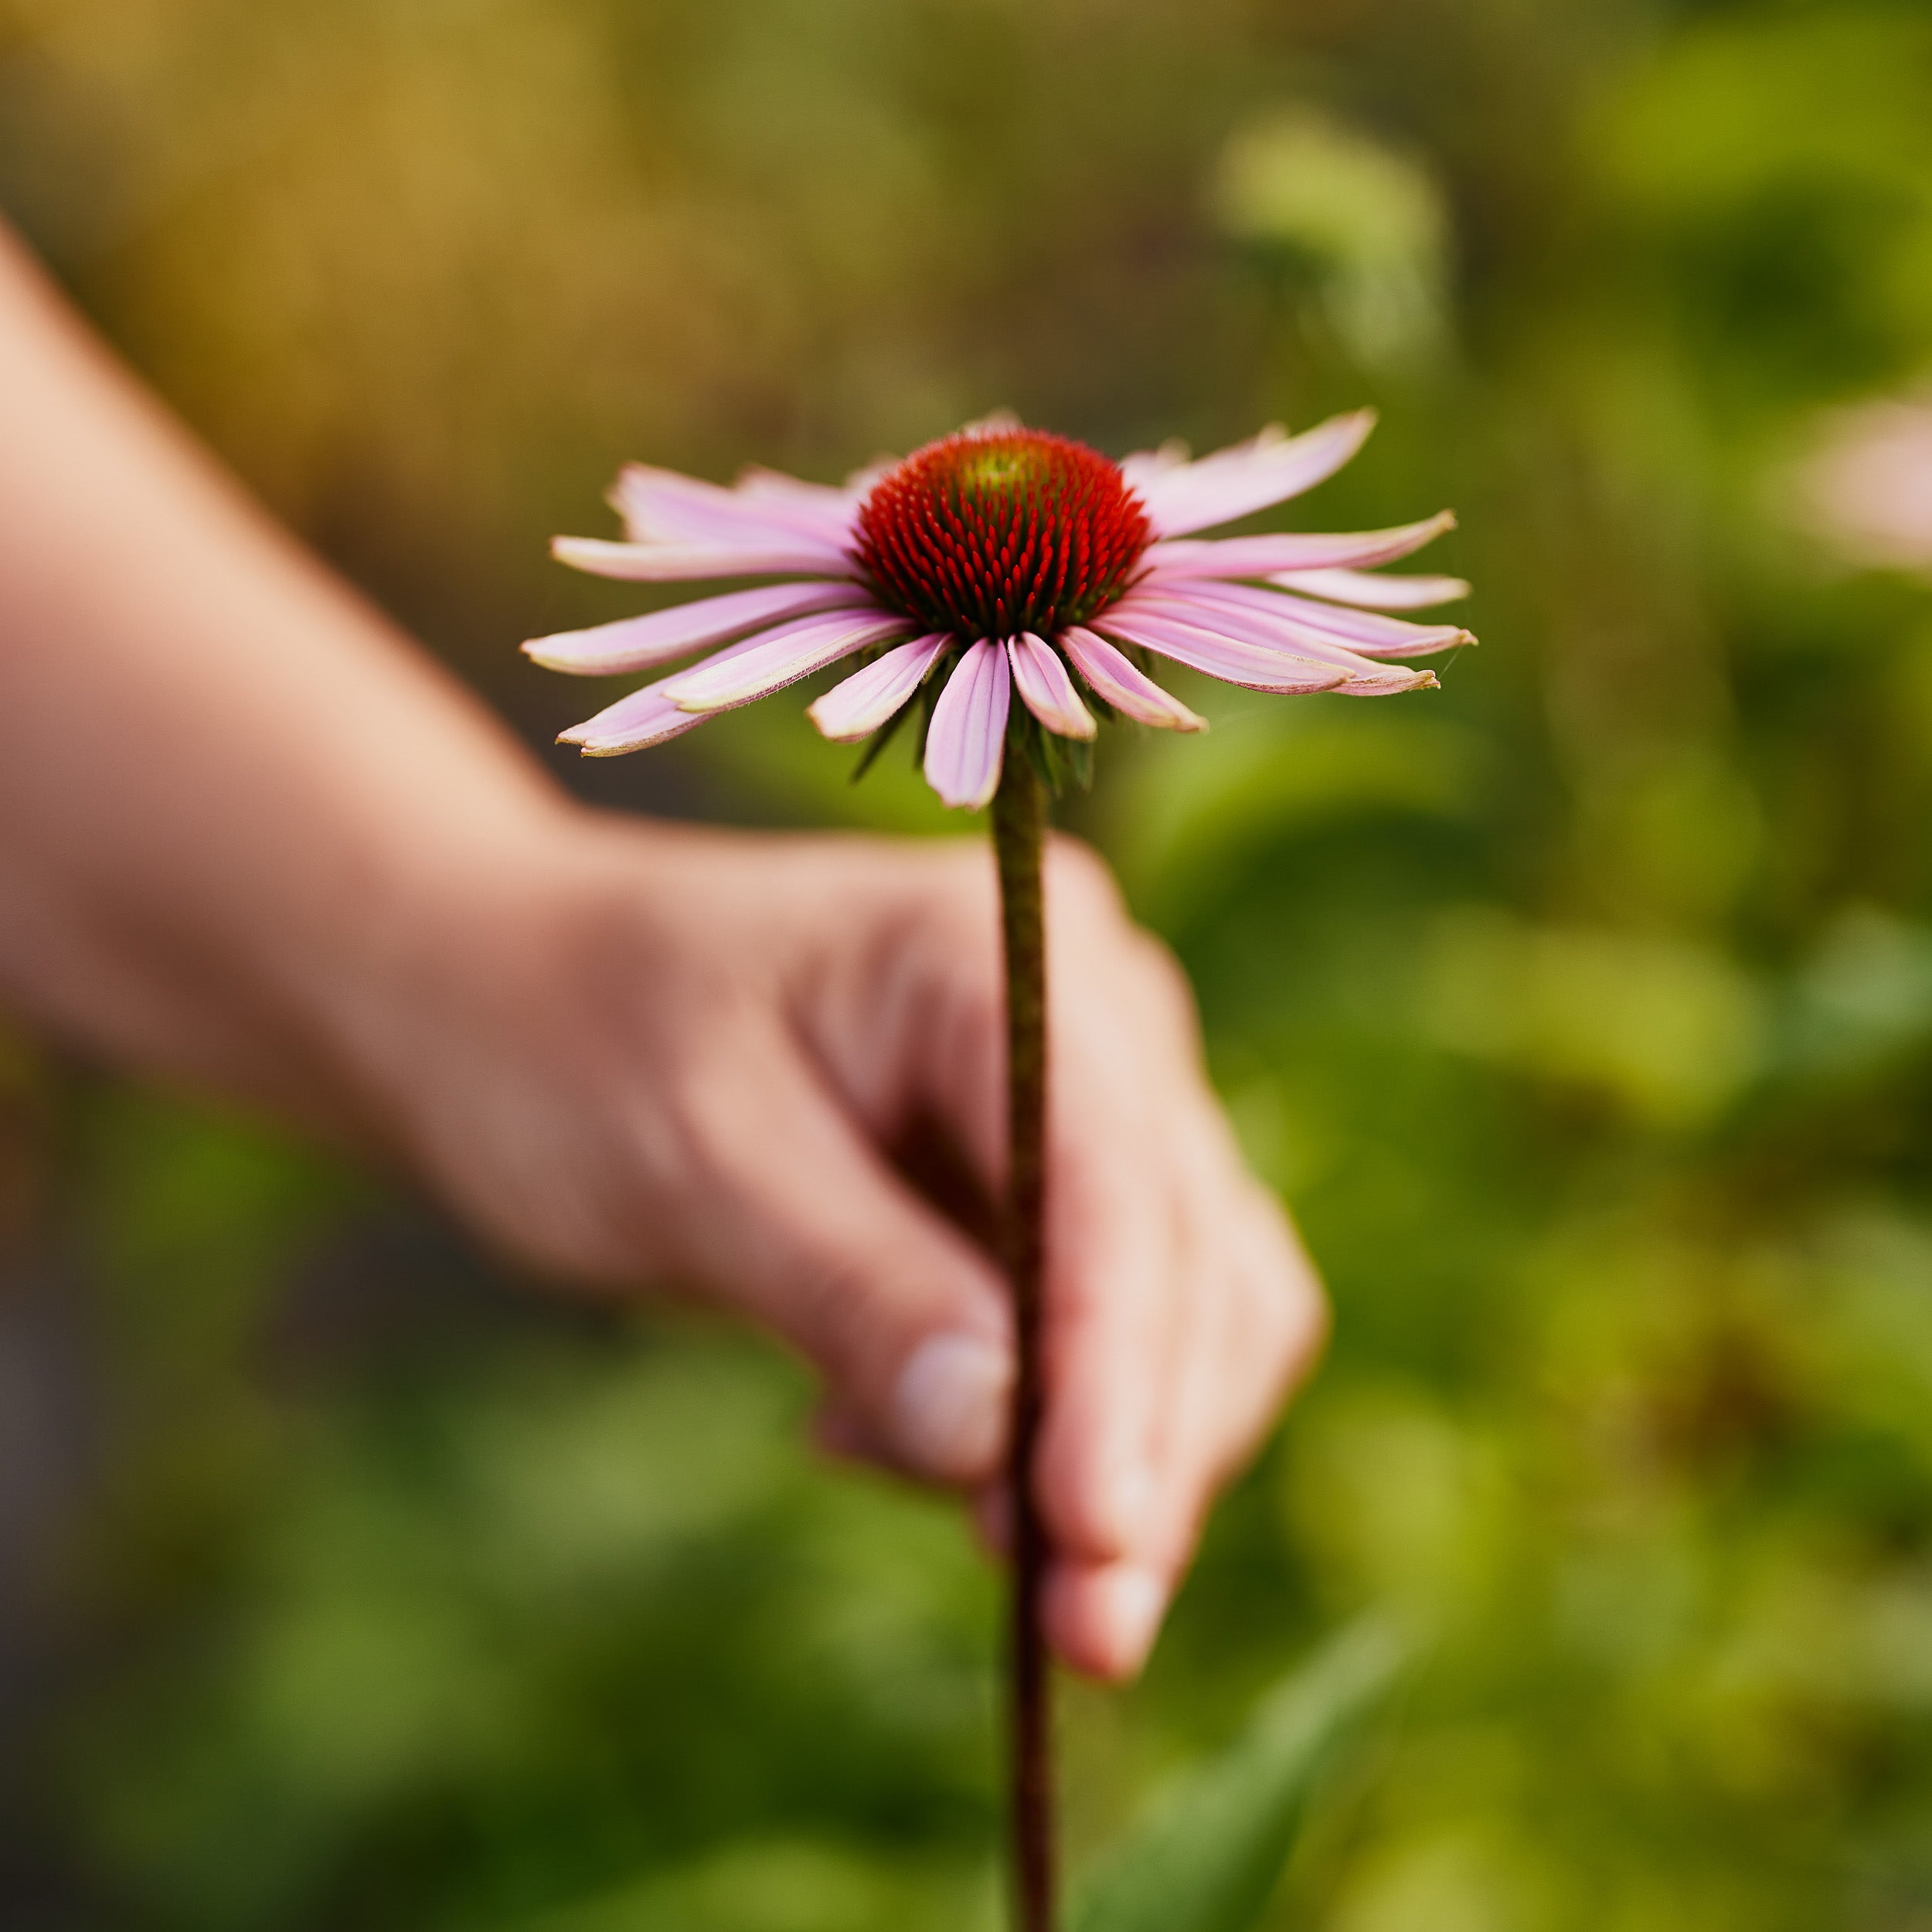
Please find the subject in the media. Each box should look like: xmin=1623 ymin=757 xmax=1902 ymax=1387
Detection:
xmin=0 ymin=222 xmax=564 ymax=1132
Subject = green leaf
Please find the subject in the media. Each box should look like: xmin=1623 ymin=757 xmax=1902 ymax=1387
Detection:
xmin=849 ymin=696 xmax=913 ymax=784
xmin=1070 ymin=1617 xmax=1410 ymax=1932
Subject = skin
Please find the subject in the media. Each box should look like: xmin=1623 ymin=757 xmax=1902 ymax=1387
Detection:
xmin=0 ymin=223 xmax=1326 ymax=1681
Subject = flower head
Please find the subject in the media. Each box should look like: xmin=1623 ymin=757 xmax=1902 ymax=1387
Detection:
xmin=528 ymin=410 xmax=1473 ymax=810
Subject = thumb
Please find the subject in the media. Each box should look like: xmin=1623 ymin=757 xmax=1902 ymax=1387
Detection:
xmin=663 ymin=1019 xmax=1013 ymax=1485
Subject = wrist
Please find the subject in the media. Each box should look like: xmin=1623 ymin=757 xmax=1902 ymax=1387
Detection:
xmin=301 ymin=798 xmax=719 ymax=1276
xmin=269 ymin=781 xmax=594 ymax=1151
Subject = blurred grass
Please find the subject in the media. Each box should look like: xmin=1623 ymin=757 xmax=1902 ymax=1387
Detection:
xmin=7 ymin=0 xmax=1932 ymax=1927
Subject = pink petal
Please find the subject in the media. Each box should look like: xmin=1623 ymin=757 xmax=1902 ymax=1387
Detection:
xmin=1332 ymin=666 xmax=1440 ymax=697
xmin=1116 ymin=437 xmax=1190 ymax=483
xmin=1097 ymin=611 xmax=1349 ymax=695
xmin=1059 ymin=628 xmax=1206 ymax=732
xmin=555 ymin=628 xmax=792 ymax=753
xmin=1238 ymin=587 xmax=1471 ymax=658
xmin=1122 ymin=411 xmax=1377 ymax=538
xmin=1008 ymin=633 xmax=1096 ymax=740
xmin=662 ymin=611 xmax=910 ymax=714
xmin=807 ymin=633 xmax=951 ymax=742
xmin=1124 ymin=581 xmax=1471 ymax=661
xmin=923 ymin=639 xmax=1011 ymax=810
xmin=733 ymin=467 xmax=866 ymax=543
xmin=1141 ymin=510 xmax=1457 ymax=581
xmin=551 ymin=536 xmax=855 ymax=583
xmin=557 ymin=683 xmax=709 ymax=757
xmin=523 ymin=581 xmax=871 ymax=676
xmin=1271 ymin=567 xmax=1471 ymax=610
xmin=611 ymin=464 xmax=858 ymax=554
xmin=1115 ymin=591 xmax=1441 ymax=691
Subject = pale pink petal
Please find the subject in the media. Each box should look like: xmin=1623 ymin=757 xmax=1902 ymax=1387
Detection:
xmin=612 ymin=464 xmax=856 ymax=555
xmin=1141 ymin=510 xmax=1457 ymax=581
xmin=523 ymin=581 xmax=872 ymax=676
xmin=551 ymin=536 xmax=857 ymax=583
xmin=958 ymin=409 xmax=1024 ymax=436
xmin=1331 ymin=666 xmax=1440 ymax=696
xmin=732 ymin=467 xmax=866 ymax=544
xmin=1124 ymin=411 xmax=1378 ymax=538
xmin=557 ymin=683 xmax=708 ymax=757
xmin=923 ymin=639 xmax=1011 ymax=810
xmin=1237 ymin=586 xmax=1471 ymax=658
xmin=1271 ymin=567 xmax=1471 ymax=610
xmin=1008 ymin=633 xmax=1097 ymax=740
xmin=1097 ymin=611 xmax=1349 ymax=695
xmin=735 ymin=466 xmax=859 ymax=505
xmin=807 ymin=633 xmax=951 ymax=742
xmin=1124 ymin=580 xmax=1471 ymax=661
xmin=556 ymin=629 xmax=793 ymax=751
xmin=1115 ymin=590 xmax=1442 ymax=690
xmin=662 ymin=611 xmax=910 ymax=714
xmin=1059 ymin=628 xmax=1206 ymax=731
xmin=1116 ymin=437 xmax=1191 ymax=486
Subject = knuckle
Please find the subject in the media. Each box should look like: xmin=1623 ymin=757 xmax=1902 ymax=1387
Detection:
xmin=777 ymin=1242 xmax=891 ymax=1386
xmin=461 ymin=1113 xmax=674 ymax=1290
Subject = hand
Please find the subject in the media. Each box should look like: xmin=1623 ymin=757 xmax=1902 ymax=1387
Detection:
xmin=0 ymin=223 xmax=1321 ymax=1675
xmin=354 ymin=813 xmax=1327 ymax=1679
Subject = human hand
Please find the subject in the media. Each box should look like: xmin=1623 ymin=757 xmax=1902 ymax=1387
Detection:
xmin=340 ymin=813 xmax=1328 ymax=1680
xmin=0 ymin=223 xmax=1321 ymax=1675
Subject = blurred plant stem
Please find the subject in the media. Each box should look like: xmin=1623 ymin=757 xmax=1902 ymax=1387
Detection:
xmin=994 ymin=752 xmax=1053 ymax=1932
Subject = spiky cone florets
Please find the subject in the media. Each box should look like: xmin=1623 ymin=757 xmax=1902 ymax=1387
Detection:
xmin=853 ymin=427 xmax=1153 ymax=641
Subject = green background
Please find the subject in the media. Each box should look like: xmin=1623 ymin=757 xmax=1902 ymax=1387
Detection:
xmin=5 ymin=0 xmax=1932 ymax=1925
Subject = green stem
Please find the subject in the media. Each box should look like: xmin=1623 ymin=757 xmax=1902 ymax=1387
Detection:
xmin=992 ymin=751 xmax=1053 ymax=1932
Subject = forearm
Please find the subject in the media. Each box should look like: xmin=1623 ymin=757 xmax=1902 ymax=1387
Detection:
xmin=0 ymin=223 xmax=568 ymax=1136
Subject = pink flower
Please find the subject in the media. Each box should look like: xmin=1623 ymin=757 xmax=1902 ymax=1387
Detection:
xmin=528 ymin=411 xmax=1474 ymax=810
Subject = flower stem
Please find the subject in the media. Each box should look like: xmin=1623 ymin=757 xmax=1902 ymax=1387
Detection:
xmin=992 ymin=751 xmax=1053 ymax=1932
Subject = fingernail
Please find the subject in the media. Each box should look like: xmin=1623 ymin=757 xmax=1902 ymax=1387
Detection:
xmin=889 ymin=1332 xmax=1012 ymax=1481
xmin=1094 ymin=1564 xmax=1168 ymax=1678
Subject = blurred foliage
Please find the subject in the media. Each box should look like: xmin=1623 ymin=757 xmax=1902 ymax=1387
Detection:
xmin=1072 ymin=1618 xmax=1409 ymax=1932
xmin=7 ymin=0 xmax=1932 ymax=1927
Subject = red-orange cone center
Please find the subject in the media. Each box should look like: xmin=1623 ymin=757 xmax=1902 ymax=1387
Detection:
xmin=853 ymin=427 xmax=1151 ymax=641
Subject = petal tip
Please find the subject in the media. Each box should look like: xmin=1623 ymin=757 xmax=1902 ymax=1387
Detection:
xmin=804 ymin=693 xmax=869 ymax=743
